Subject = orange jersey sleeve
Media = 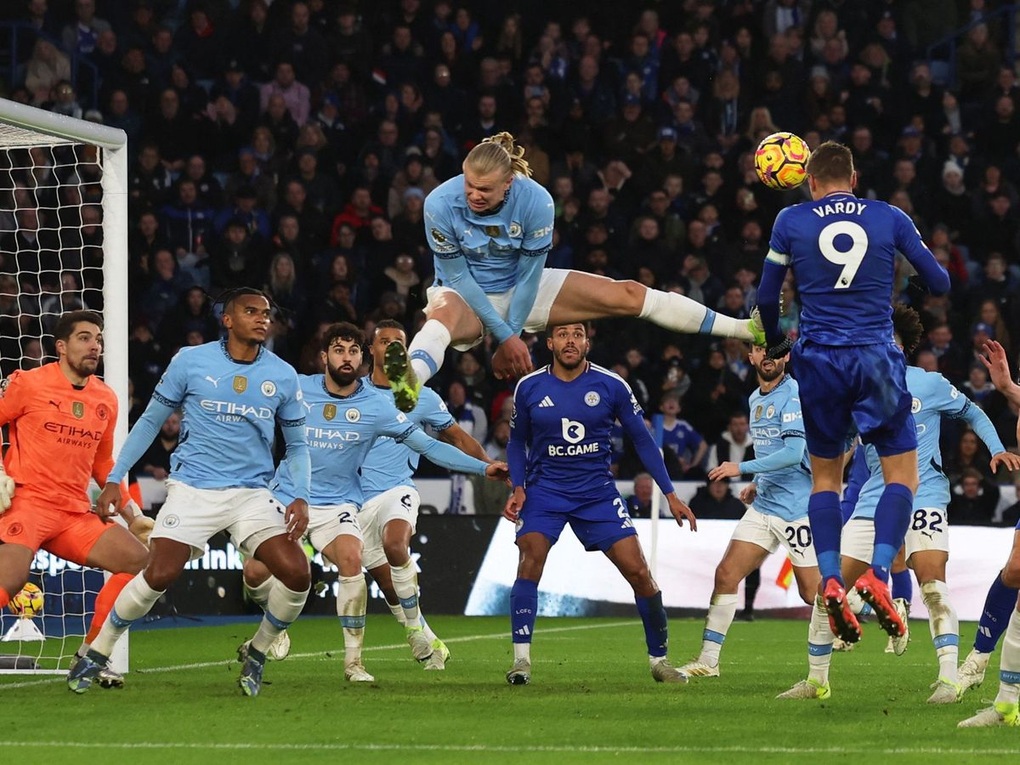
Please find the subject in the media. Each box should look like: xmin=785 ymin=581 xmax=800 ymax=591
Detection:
xmin=1 ymin=363 xmax=120 ymax=513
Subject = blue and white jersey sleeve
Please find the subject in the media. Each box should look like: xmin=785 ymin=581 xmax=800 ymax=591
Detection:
xmin=418 ymin=386 xmax=456 ymax=432
xmin=746 ymin=377 xmax=812 ymax=522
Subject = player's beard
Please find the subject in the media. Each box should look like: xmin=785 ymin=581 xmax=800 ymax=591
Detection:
xmin=755 ymin=358 xmax=785 ymax=382
xmin=554 ymin=347 xmax=585 ymax=371
xmin=326 ymin=360 xmax=360 ymax=387
xmin=68 ymin=355 xmax=98 ymax=380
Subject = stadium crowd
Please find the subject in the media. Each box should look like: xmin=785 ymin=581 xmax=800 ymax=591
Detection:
xmin=1 ymin=0 xmax=1020 ymax=520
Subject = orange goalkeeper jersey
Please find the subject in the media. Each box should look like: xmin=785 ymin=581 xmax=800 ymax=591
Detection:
xmin=0 ymin=362 xmax=119 ymax=513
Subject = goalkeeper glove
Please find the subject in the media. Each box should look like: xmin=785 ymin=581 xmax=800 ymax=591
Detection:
xmin=765 ymin=335 xmax=794 ymax=360
xmin=0 ymin=468 xmax=14 ymax=513
xmin=122 ymin=499 xmax=154 ymax=545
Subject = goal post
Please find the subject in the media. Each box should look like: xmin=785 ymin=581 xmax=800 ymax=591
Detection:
xmin=0 ymin=98 xmax=129 ymax=674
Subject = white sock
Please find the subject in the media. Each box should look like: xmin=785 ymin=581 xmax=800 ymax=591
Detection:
xmin=639 ymin=288 xmax=753 ymax=340
xmin=996 ymin=608 xmax=1020 ymax=705
xmin=808 ymin=595 xmax=835 ymax=685
xmin=387 ymin=599 xmax=406 ymax=626
xmin=336 ymin=574 xmax=367 ymax=665
xmin=244 ymin=575 xmax=275 ymax=610
xmin=251 ymin=580 xmax=308 ymax=655
xmin=390 ymin=559 xmax=421 ymax=628
xmin=921 ymin=580 xmax=959 ymax=683
xmin=846 ymin=586 xmax=866 ymax=615
xmin=699 ymin=593 xmax=739 ymax=666
xmin=419 ymin=612 xmax=439 ymax=643
xmin=513 ymin=642 xmax=531 ymax=662
xmin=91 ymin=574 xmax=164 ymax=656
xmin=408 ymin=319 xmax=451 ymax=384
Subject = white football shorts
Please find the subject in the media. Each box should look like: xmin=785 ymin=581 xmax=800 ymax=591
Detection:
xmin=359 ymin=485 xmax=420 ymax=570
xmin=426 ymin=268 xmax=570 ymax=351
xmin=152 ymin=480 xmax=290 ymax=559
xmin=305 ymin=502 xmax=362 ymax=553
xmin=732 ymin=505 xmax=818 ymax=567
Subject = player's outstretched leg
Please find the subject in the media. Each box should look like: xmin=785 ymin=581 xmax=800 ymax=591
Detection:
xmin=637 ymin=591 xmax=688 ymax=683
xmin=384 ymin=340 xmax=422 ymax=413
xmin=778 ymin=596 xmax=835 ymax=700
xmin=959 ymin=608 xmax=1020 ymax=727
xmin=390 ymin=559 xmax=434 ymax=664
xmin=507 ymin=578 xmax=537 ymax=685
xmin=240 ymin=570 xmax=292 ymax=660
xmin=961 ymin=571 xmax=1019 ymax=694
xmin=920 ymin=580 xmax=962 ymax=704
xmin=681 ymin=593 xmax=738 ymax=678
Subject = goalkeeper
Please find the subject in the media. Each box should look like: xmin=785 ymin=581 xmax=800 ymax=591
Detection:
xmin=0 ymin=311 xmax=149 ymax=683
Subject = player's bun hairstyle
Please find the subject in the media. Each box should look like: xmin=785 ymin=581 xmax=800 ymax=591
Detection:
xmin=805 ymin=140 xmax=854 ymax=184
xmin=54 ymin=310 xmax=104 ymax=342
xmin=322 ymin=321 xmax=366 ymax=352
xmin=891 ymin=304 xmax=924 ymax=354
xmin=466 ymin=131 xmax=533 ymax=178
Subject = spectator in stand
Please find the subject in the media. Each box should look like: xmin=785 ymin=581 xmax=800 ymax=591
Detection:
xmin=270 ymin=1 xmax=328 ymax=87
xmin=949 ymin=467 xmax=1000 ymax=525
xmin=446 ymin=379 xmax=487 ymax=445
xmin=705 ymin=412 xmax=754 ymax=478
xmin=688 ymin=479 xmax=747 ymax=520
xmin=137 ymin=411 xmax=181 ymax=482
xmin=660 ymin=392 xmax=707 ymax=480
xmin=259 ymin=60 xmax=310 ymax=128
xmin=61 ymin=0 xmax=110 ymax=57
xmin=25 ymin=38 xmax=71 ymax=107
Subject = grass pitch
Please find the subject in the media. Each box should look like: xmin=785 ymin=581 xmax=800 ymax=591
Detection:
xmin=0 ymin=615 xmax=1015 ymax=764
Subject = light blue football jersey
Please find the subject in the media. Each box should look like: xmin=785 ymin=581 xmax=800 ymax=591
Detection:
xmin=145 ymin=342 xmax=304 ymax=489
xmin=271 ymin=376 xmax=421 ymax=507
xmin=747 ymin=376 xmax=812 ymax=521
xmin=851 ymin=366 xmax=1006 ymax=519
xmin=360 ymin=380 xmax=456 ymax=499
xmin=767 ymin=194 xmax=948 ymax=345
xmin=425 ymin=174 xmax=554 ymax=294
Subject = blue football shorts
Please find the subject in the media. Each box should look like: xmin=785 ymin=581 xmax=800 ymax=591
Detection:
xmin=515 ymin=485 xmax=637 ymax=553
xmin=792 ymin=340 xmax=916 ymax=459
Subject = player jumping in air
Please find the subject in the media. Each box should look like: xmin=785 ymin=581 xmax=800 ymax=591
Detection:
xmin=756 ymin=141 xmax=950 ymax=644
xmin=0 ymin=311 xmax=149 ymax=689
xmin=240 ymin=322 xmax=506 ymax=681
xmin=69 ymin=289 xmax=313 ymax=697
xmin=503 ymin=323 xmax=697 ymax=685
xmin=841 ymin=307 xmax=1020 ymax=704
xmin=384 ymin=131 xmax=766 ymax=412
xmin=681 ymin=343 xmax=835 ymax=700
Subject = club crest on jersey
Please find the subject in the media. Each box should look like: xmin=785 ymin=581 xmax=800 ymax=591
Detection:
xmin=96 ymin=403 xmax=109 ymax=420
xmin=161 ymin=515 xmax=181 ymax=528
xmin=323 ymin=403 xmax=337 ymax=421
xmin=754 ymin=405 xmax=763 ymax=421
xmin=584 ymin=391 xmax=600 ymax=407
xmin=766 ymin=405 xmax=775 ymax=419
xmin=484 ymin=225 xmax=502 ymax=237
xmin=346 ymin=408 xmax=361 ymax=423
xmin=509 ymin=221 xmax=522 ymax=238
xmin=261 ymin=381 xmax=277 ymax=397
xmin=911 ymin=397 xmax=922 ymax=414
xmin=232 ymin=376 xmax=247 ymax=394
xmin=72 ymin=401 xmax=85 ymax=419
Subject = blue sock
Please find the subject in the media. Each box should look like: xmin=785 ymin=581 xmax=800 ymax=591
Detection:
xmin=635 ymin=591 xmax=668 ymax=658
xmin=808 ymin=491 xmax=843 ymax=584
xmin=891 ymin=569 xmax=913 ymax=603
xmin=871 ymin=483 xmax=913 ymax=582
xmin=975 ymin=572 xmax=1019 ymax=653
xmin=510 ymin=579 xmax=538 ymax=644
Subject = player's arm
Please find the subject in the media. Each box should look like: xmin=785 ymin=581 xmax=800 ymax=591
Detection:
xmin=426 ymin=199 xmax=515 ymax=344
xmin=436 ymin=421 xmax=491 ymax=463
xmin=504 ymin=190 xmax=554 ymax=336
xmin=979 ymin=340 xmax=1020 ymax=407
xmin=616 ymin=388 xmax=696 ymax=530
xmin=504 ymin=383 xmax=532 ymax=521
xmin=0 ymin=373 xmax=28 ymax=511
xmin=939 ymin=373 xmax=1020 ymax=474
xmin=98 ymin=395 xmax=177 ymax=516
xmin=893 ymin=207 xmax=950 ymax=295
xmin=757 ymin=208 xmax=792 ymax=352
xmin=397 ymin=423 xmax=505 ymax=478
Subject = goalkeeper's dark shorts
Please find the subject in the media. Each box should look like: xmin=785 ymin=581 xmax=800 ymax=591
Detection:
xmin=793 ymin=340 xmax=916 ymax=460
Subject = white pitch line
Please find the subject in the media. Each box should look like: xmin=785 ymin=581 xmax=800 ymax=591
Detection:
xmin=0 ymin=620 xmax=635 ymax=690
xmin=4 ymin=742 xmax=1020 ymax=756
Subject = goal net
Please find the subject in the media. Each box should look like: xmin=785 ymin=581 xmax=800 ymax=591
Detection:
xmin=0 ymin=99 xmax=128 ymax=675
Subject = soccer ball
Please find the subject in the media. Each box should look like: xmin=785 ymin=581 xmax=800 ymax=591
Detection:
xmin=8 ymin=583 xmax=43 ymax=618
xmin=754 ymin=131 xmax=810 ymax=189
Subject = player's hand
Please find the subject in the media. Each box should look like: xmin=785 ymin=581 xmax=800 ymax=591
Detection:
xmin=284 ymin=498 xmax=309 ymax=541
xmin=485 ymin=461 xmax=509 ymax=481
xmin=492 ymin=336 xmax=533 ymax=380
xmin=738 ymin=483 xmax=757 ymax=504
xmin=503 ymin=486 xmax=525 ymax=523
xmin=979 ymin=340 xmax=1014 ymax=392
xmin=707 ymin=462 xmax=741 ymax=481
xmin=990 ymin=451 xmax=1020 ymax=474
xmin=95 ymin=481 xmax=124 ymax=522
xmin=666 ymin=493 xmax=697 ymax=531
xmin=0 ymin=471 xmax=14 ymax=513
xmin=765 ymin=335 xmax=793 ymax=360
